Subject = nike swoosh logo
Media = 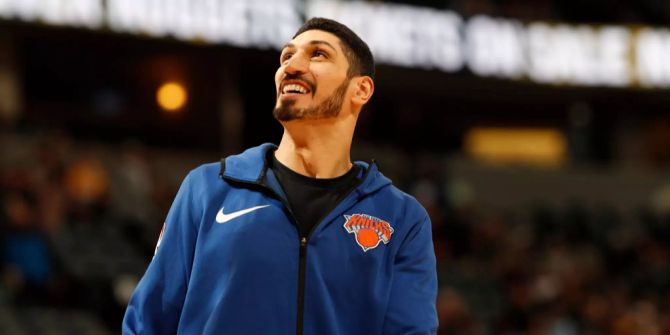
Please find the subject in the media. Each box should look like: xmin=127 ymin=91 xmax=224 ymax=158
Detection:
xmin=215 ymin=205 xmax=269 ymax=224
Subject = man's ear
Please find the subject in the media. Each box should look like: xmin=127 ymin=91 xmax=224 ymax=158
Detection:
xmin=351 ymin=76 xmax=374 ymax=107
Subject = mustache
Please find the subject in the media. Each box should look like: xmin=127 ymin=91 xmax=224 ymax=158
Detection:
xmin=281 ymin=74 xmax=316 ymax=93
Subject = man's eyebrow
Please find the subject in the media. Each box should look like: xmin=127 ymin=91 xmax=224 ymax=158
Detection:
xmin=307 ymin=40 xmax=338 ymax=54
xmin=281 ymin=40 xmax=338 ymax=54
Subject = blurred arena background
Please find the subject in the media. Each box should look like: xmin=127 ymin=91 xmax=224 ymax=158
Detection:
xmin=2 ymin=0 xmax=670 ymax=334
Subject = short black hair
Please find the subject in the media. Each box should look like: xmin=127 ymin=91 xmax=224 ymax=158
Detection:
xmin=293 ymin=17 xmax=375 ymax=80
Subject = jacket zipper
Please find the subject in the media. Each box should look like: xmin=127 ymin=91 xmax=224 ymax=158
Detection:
xmin=272 ymin=194 xmax=308 ymax=335
xmin=222 ymin=161 xmax=374 ymax=335
xmin=294 ymin=164 xmax=373 ymax=335
xmin=269 ymin=192 xmax=308 ymax=335
xmin=297 ymin=236 xmax=307 ymax=335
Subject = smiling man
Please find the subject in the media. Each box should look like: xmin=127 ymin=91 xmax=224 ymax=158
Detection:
xmin=123 ymin=18 xmax=438 ymax=335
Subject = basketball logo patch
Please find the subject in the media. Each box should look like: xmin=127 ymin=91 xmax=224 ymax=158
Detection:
xmin=343 ymin=214 xmax=394 ymax=252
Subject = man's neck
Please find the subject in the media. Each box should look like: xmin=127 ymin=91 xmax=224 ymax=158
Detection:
xmin=275 ymin=119 xmax=354 ymax=179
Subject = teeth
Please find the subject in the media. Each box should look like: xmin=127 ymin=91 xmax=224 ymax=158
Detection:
xmin=283 ymin=84 xmax=308 ymax=94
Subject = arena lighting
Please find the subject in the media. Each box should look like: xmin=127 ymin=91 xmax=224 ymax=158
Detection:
xmin=465 ymin=127 xmax=567 ymax=167
xmin=156 ymin=82 xmax=187 ymax=112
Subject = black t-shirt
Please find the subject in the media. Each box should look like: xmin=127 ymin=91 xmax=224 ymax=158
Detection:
xmin=270 ymin=153 xmax=360 ymax=238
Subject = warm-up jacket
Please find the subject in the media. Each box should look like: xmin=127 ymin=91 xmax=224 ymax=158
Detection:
xmin=123 ymin=143 xmax=438 ymax=334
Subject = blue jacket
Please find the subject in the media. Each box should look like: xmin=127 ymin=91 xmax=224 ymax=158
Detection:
xmin=123 ymin=144 xmax=438 ymax=334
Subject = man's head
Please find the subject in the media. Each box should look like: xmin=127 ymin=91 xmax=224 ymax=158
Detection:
xmin=292 ymin=18 xmax=375 ymax=80
xmin=273 ymin=17 xmax=375 ymax=122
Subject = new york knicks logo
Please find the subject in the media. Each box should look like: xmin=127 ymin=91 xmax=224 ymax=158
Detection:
xmin=343 ymin=214 xmax=394 ymax=252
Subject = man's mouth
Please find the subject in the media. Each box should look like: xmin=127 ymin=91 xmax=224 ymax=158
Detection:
xmin=280 ymin=81 xmax=312 ymax=96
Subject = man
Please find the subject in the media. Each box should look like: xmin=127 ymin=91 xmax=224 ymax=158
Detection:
xmin=123 ymin=17 xmax=438 ymax=334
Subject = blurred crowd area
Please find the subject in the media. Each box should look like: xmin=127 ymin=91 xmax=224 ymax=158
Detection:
xmin=412 ymin=169 xmax=670 ymax=335
xmin=0 ymin=127 xmax=211 ymax=333
xmin=2 ymin=126 xmax=670 ymax=334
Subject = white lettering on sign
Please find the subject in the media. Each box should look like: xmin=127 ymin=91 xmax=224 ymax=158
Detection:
xmin=635 ymin=28 xmax=670 ymax=87
xmin=465 ymin=15 xmax=525 ymax=78
xmin=414 ymin=9 xmax=464 ymax=72
xmin=0 ymin=0 xmax=669 ymax=88
xmin=106 ymin=0 xmax=301 ymax=49
xmin=307 ymin=0 xmax=464 ymax=72
xmin=106 ymin=0 xmax=142 ymax=34
xmin=526 ymin=22 xmax=555 ymax=84
xmin=216 ymin=1 xmax=250 ymax=46
xmin=597 ymin=26 xmax=631 ymax=87
xmin=247 ymin=0 xmax=301 ymax=49
xmin=528 ymin=23 xmax=631 ymax=86
xmin=0 ymin=0 xmax=101 ymax=28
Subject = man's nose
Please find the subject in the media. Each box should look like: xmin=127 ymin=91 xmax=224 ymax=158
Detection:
xmin=284 ymin=53 xmax=308 ymax=75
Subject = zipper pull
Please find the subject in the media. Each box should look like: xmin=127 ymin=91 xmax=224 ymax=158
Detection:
xmin=300 ymin=237 xmax=307 ymax=247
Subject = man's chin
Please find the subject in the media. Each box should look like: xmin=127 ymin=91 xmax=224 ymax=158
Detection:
xmin=273 ymin=84 xmax=344 ymax=122
xmin=273 ymin=106 xmax=301 ymax=122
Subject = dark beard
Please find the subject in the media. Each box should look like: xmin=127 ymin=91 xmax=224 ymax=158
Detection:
xmin=273 ymin=78 xmax=349 ymax=122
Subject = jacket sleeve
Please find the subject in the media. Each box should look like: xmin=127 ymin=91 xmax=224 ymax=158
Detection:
xmin=383 ymin=213 xmax=438 ymax=334
xmin=123 ymin=171 xmax=201 ymax=334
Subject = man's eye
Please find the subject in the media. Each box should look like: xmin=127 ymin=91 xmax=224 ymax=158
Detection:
xmin=280 ymin=53 xmax=293 ymax=63
xmin=312 ymin=50 xmax=328 ymax=58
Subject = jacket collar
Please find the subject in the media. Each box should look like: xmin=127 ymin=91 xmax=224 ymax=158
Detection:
xmin=220 ymin=143 xmax=391 ymax=196
xmin=220 ymin=143 xmax=276 ymax=184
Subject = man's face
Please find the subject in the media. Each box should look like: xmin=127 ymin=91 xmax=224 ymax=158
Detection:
xmin=274 ymin=29 xmax=352 ymax=122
